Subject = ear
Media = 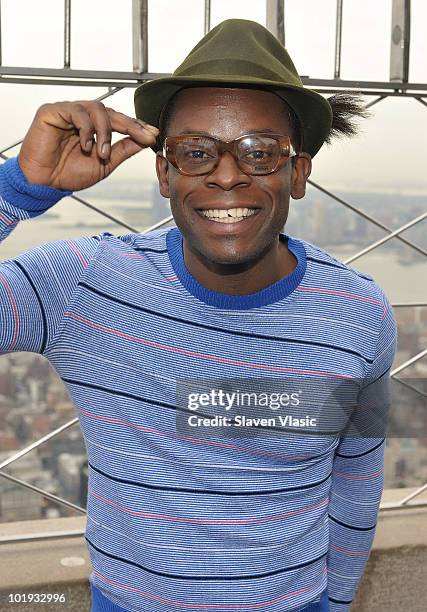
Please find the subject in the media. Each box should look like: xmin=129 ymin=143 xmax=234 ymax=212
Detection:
xmin=291 ymin=153 xmax=312 ymax=200
xmin=155 ymin=152 xmax=170 ymax=198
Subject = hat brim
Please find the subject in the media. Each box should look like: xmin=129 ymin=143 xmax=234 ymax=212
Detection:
xmin=134 ymin=75 xmax=332 ymax=158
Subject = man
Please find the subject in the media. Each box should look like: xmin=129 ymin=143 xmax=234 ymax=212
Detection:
xmin=0 ymin=19 xmax=396 ymax=612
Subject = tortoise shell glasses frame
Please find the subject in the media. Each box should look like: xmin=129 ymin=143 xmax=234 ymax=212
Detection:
xmin=162 ymin=133 xmax=297 ymax=177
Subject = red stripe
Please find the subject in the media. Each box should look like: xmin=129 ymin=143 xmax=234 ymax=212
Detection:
xmin=164 ymin=275 xmax=178 ymax=281
xmin=64 ymin=312 xmax=353 ymax=380
xmin=89 ymin=488 xmax=328 ymax=524
xmin=92 ymin=567 xmax=327 ymax=609
xmin=0 ymin=272 xmax=19 ymax=350
xmin=77 ymin=406 xmax=311 ymax=460
xmin=330 ymin=544 xmax=370 ymax=556
xmin=67 ymin=239 xmax=87 ymax=268
xmin=0 ymin=211 xmax=13 ymax=225
xmin=296 ymin=285 xmax=382 ymax=305
xmin=333 ymin=469 xmax=383 ymax=480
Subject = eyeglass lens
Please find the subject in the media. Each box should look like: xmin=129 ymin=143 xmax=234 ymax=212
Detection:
xmin=175 ymin=135 xmax=283 ymax=175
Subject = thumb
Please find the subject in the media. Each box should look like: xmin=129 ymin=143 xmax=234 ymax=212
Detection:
xmin=109 ymin=137 xmax=147 ymax=171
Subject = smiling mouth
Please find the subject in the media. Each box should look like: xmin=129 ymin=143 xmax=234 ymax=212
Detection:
xmin=197 ymin=207 xmax=258 ymax=224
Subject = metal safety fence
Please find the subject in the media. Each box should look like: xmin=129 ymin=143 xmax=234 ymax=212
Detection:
xmin=0 ymin=0 xmax=426 ymax=541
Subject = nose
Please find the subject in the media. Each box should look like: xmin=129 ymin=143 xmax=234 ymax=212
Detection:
xmin=204 ymin=151 xmax=251 ymax=190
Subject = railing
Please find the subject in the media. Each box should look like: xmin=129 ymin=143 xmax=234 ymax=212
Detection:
xmin=0 ymin=0 xmax=426 ymax=535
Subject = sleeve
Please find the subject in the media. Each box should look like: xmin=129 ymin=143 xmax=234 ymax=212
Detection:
xmin=327 ymin=289 xmax=398 ymax=611
xmin=0 ymin=156 xmax=100 ymax=356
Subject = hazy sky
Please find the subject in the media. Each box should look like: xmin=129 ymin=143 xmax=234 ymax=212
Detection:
xmin=1 ymin=0 xmax=427 ymax=192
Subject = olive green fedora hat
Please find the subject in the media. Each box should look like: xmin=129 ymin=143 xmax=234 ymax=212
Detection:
xmin=134 ymin=18 xmax=332 ymax=157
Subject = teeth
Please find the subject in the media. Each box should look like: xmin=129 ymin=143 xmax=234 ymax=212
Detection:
xmin=201 ymin=208 xmax=256 ymax=223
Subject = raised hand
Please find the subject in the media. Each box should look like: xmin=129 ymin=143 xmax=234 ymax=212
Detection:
xmin=19 ymin=100 xmax=159 ymax=191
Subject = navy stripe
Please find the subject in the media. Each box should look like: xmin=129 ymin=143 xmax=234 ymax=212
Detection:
xmin=336 ymin=437 xmax=385 ymax=459
xmin=329 ymin=514 xmax=376 ymax=531
xmin=78 ymin=281 xmax=373 ymax=363
xmin=306 ymin=256 xmax=346 ymax=270
xmin=360 ymin=366 xmax=390 ymax=389
xmin=328 ymin=596 xmax=353 ymax=604
xmin=133 ymin=247 xmax=168 ymax=253
xmin=14 ymin=260 xmax=47 ymax=353
xmin=85 ymin=536 xmax=327 ymax=581
xmin=88 ymin=460 xmax=332 ymax=496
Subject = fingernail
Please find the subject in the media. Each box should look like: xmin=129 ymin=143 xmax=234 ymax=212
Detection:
xmin=86 ymin=139 xmax=93 ymax=149
xmin=136 ymin=119 xmax=158 ymax=134
xmin=101 ymin=143 xmax=110 ymax=157
xmin=145 ymin=124 xmax=159 ymax=135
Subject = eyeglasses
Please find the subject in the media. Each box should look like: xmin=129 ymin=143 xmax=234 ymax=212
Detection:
xmin=163 ymin=133 xmax=297 ymax=177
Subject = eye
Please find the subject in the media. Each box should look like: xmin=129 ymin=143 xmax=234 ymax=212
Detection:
xmin=244 ymin=149 xmax=273 ymax=160
xmin=187 ymin=149 xmax=213 ymax=159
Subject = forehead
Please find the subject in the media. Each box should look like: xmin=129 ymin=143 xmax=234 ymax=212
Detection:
xmin=166 ymin=86 xmax=291 ymax=137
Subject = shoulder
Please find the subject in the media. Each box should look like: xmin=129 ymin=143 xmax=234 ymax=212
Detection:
xmin=294 ymin=235 xmax=392 ymax=326
xmin=298 ymin=236 xmax=380 ymax=289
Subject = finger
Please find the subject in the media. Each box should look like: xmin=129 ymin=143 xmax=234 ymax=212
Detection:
xmin=66 ymin=105 xmax=96 ymax=153
xmin=39 ymin=102 xmax=96 ymax=154
xmin=108 ymin=137 xmax=148 ymax=172
xmin=78 ymin=101 xmax=113 ymax=160
xmin=104 ymin=107 xmax=159 ymax=146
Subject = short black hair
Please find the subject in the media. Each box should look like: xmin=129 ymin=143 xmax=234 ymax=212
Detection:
xmin=158 ymin=89 xmax=370 ymax=156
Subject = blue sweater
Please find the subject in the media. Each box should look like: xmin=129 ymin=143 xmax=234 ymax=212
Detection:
xmin=0 ymin=157 xmax=397 ymax=612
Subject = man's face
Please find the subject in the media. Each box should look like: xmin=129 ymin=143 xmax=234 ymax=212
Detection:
xmin=156 ymin=87 xmax=311 ymax=267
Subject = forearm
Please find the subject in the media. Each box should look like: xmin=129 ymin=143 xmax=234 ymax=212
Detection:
xmin=0 ymin=156 xmax=71 ymax=243
xmin=0 ymin=156 xmax=97 ymax=356
xmin=328 ymin=289 xmax=397 ymax=610
xmin=327 ymin=436 xmax=385 ymax=611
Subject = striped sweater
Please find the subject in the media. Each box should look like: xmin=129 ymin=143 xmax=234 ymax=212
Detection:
xmin=0 ymin=157 xmax=397 ymax=612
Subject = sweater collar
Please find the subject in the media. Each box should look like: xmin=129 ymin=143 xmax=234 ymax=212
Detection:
xmin=166 ymin=227 xmax=306 ymax=310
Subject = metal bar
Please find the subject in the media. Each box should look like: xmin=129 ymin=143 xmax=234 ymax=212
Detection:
xmin=390 ymin=0 xmax=411 ymax=82
xmin=266 ymin=0 xmax=285 ymax=46
xmin=2 ymin=67 xmax=427 ymax=93
xmin=71 ymin=195 xmax=140 ymax=233
xmin=392 ymin=302 xmax=427 ymax=307
xmin=0 ymin=138 xmax=24 ymax=155
xmin=0 ymin=470 xmax=86 ymax=514
xmin=416 ymin=97 xmax=427 ymax=108
xmin=93 ymin=86 xmax=124 ymax=102
xmin=132 ymin=0 xmax=148 ymax=73
xmin=343 ymin=211 xmax=427 ymax=264
xmin=1 ymin=501 xmax=426 ymax=542
xmin=143 ymin=214 xmax=174 ymax=233
xmin=393 ymin=377 xmax=427 ymax=401
xmin=0 ymin=529 xmax=85 ymax=544
xmin=398 ymin=483 xmax=427 ymax=506
xmin=365 ymin=95 xmax=387 ymax=109
xmin=0 ymin=418 xmax=79 ymax=471
xmin=64 ymin=0 xmax=71 ymax=69
xmin=334 ymin=0 xmax=343 ymax=78
xmin=307 ymin=180 xmax=427 ymax=257
xmin=390 ymin=348 xmax=427 ymax=377
xmin=0 ymin=77 xmax=141 ymax=88
xmin=1 ymin=77 xmax=426 ymax=99
xmin=380 ymin=500 xmax=427 ymax=510
xmin=204 ymin=0 xmax=211 ymax=35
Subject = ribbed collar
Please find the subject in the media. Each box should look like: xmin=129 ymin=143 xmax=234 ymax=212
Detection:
xmin=166 ymin=227 xmax=306 ymax=310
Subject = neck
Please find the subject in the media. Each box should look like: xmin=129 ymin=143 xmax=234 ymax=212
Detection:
xmin=182 ymin=237 xmax=297 ymax=295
